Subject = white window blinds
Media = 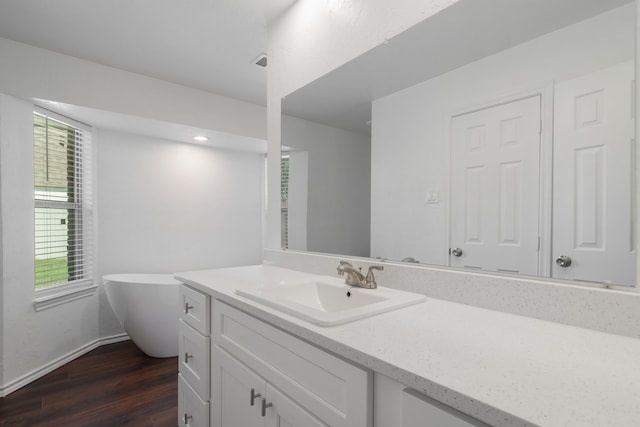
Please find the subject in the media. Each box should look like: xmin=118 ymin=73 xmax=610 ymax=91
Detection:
xmin=281 ymin=154 xmax=289 ymax=249
xmin=34 ymin=107 xmax=93 ymax=290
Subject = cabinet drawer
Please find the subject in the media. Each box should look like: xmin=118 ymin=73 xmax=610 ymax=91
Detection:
xmin=179 ymin=374 xmax=209 ymax=427
xmin=179 ymin=320 xmax=210 ymax=399
xmin=213 ymin=300 xmax=372 ymax=427
xmin=179 ymin=285 xmax=210 ymax=335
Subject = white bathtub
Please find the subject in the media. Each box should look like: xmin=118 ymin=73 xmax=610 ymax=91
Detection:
xmin=103 ymin=273 xmax=181 ymax=358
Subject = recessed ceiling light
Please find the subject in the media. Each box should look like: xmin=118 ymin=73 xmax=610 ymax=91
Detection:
xmin=193 ymin=136 xmax=208 ymax=142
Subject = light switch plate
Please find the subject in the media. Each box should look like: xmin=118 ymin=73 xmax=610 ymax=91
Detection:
xmin=425 ymin=191 xmax=439 ymax=204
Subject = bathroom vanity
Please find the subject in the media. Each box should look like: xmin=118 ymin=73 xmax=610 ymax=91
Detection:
xmin=176 ymin=269 xmax=373 ymax=427
xmin=175 ymin=265 xmax=640 ymax=427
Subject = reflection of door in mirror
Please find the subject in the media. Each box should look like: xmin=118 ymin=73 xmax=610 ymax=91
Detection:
xmin=448 ymin=61 xmax=635 ymax=283
xmin=450 ymin=95 xmax=542 ymax=276
xmin=552 ymin=61 xmax=635 ymax=285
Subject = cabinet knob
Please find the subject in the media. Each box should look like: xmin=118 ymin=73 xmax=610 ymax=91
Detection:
xmin=250 ymin=388 xmax=261 ymax=406
xmin=183 ymin=413 xmax=192 ymax=424
xmin=261 ymin=397 xmax=272 ymax=416
xmin=184 ymin=352 xmax=193 ymax=363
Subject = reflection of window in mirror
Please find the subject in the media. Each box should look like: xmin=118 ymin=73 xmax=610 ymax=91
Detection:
xmin=281 ymin=153 xmax=289 ymax=249
xmin=281 ymin=150 xmax=309 ymax=251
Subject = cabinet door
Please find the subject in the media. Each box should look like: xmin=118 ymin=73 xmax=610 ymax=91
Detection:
xmin=212 ymin=345 xmax=265 ymax=427
xmin=266 ymin=384 xmax=327 ymax=427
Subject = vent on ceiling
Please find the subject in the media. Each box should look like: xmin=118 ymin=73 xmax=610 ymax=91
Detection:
xmin=252 ymin=53 xmax=268 ymax=68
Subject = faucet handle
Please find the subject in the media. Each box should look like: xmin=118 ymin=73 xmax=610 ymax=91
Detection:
xmin=365 ymin=265 xmax=384 ymax=287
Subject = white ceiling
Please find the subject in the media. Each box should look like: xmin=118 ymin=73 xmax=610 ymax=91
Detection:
xmin=0 ymin=0 xmax=296 ymax=106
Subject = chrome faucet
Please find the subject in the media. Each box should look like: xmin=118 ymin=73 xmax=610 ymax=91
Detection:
xmin=337 ymin=261 xmax=384 ymax=289
xmin=337 ymin=261 xmax=364 ymax=286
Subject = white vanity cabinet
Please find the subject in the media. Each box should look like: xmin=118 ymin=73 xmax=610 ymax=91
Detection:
xmin=213 ymin=346 xmax=326 ymax=426
xmin=178 ymin=285 xmax=211 ymax=427
xmin=176 ymin=280 xmax=484 ymax=427
xmin=211 ymin=300 xmax=372 ymax=427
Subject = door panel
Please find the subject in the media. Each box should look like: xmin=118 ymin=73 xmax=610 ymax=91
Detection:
xmin=212 ymin=345 xmax=264 ymax=427
xmin=450 ymin=95 xmax=541 ymax=274
xmin=266 ymin=384 xmax=327 ymax=427
xmin=552 ymin=61 xmax=635 ymax=284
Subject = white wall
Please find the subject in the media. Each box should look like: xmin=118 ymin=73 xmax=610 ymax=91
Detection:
xmin=97 ymin=130 xmax=264 ymax=337
xmin=0 ymin=98 xmax=5 ymax=389
xmin=371 ymin=5 xmax=634 ymax=266
xmin=0 ymin=94 xmax=99 ymax=394
xmin=283 ymin=115 xmax=370 ymax=257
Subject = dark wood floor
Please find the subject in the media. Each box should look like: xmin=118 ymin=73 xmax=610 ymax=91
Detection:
xmin=0 ymin=340 xmax=177 ymax=427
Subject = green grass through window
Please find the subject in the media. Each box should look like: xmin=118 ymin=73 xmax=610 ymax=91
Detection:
xmin=35 ymin=257 xmax=69 ymax=289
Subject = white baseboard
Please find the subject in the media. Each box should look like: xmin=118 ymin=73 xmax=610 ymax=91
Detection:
xmin=0 ymin=333 xmax=130 ymax=397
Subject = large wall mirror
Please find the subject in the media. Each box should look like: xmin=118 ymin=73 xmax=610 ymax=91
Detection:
xmin=281 ymin=0 xmax=637 ymax=287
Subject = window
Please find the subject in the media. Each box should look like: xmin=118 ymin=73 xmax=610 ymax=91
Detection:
xmin=281 ymin=153 xmax=290 ymax=249
xmin=34 ymin=108 xmax=93 ymax=290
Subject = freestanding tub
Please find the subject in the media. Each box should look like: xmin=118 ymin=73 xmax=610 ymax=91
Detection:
xmin=103 ymin=273 xmax=181 ymax=358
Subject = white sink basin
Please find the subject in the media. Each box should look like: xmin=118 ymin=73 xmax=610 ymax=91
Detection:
xmin=236 ymin=278 xmax=426 ymax=326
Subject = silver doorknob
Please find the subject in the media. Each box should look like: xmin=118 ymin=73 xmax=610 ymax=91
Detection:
xmin=556 ymin=255 xmax=572 ymax=267
xmin=450 ymin=248 xmax=463 ymax=257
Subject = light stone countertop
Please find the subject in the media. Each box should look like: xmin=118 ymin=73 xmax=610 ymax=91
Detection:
xmin=175 ymin=264 xmax=640 ymax=427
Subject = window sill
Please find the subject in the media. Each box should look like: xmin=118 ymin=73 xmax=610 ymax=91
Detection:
xmin=33 ymin=280 xmax=98 ymax=312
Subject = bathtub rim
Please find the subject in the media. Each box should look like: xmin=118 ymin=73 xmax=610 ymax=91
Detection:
xmin=102 ymin=273 xmax=181 ymax=286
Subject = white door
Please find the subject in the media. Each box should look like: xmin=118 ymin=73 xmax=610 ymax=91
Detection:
xmin=450 ymin=95 xmax=542 ymax=275
xmin=212 ymin=346 xmax=265 ymax=427
xmin=552 ymin=61 xmax=635 ymax=285
xmin=265 ymin=384 xmax=327 ymax=427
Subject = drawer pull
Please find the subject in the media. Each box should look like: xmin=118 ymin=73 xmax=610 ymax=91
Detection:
xmin=184 ymin=302 xmax=194 ymax=314
xmin=184 ymin=352 xmax=193 ymax=363
xmin=261 ymin=398 xmax=272 ymax=416
xmin=250 ymin=388 xmax=261 ymax=406
xmin=183 ymin=413 xmax=192 ymax=424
